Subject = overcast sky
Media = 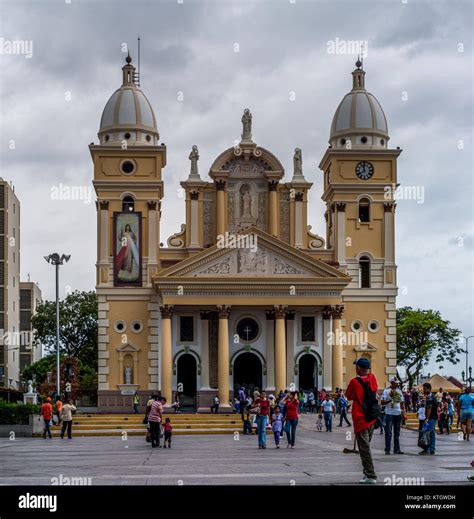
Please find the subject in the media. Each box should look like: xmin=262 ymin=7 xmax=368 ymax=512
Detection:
xmin=1 ymin=0 xmax=472 ymax=378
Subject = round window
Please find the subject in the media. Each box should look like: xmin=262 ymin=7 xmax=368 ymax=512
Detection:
xmin=380 ymin=138 xmax=385 ymax=145
xmin=120 ymin=160 xmax=136 ymax=175
xmin=124 ymin=132 xmax=131 ymax=140
xmin=114 ymin=320 xmax=127 ymax=333
xmin=361 ymin=136 xmax=368 ymax=144
xmin=236 ymin=317 xmax=259 ymax=343
xmin=104 ymin=134 xmax=110 ymax=142
xmin=340 ymin=138 xmax=346 ymax=145
xmin=368 ymin=320 xmax=380 ymax=333
xmin=131 ymin=320 xmax=143 ymax=333
xmin=146 ymin=135 xmax=151 ymax=142
xmin=351 ymin=320 xmax=363 ymax=332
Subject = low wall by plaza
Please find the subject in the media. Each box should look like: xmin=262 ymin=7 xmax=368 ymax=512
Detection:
xmin=0 ymin=414 xmax=43 ymax=437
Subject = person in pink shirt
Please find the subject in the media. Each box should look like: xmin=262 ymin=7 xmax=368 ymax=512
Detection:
xmin=147 ymin=394 xmax=164 ymax=448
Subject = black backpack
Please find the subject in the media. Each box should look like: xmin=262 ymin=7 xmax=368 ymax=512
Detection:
xmin=356 ymin=377 xmax=381 ymax=421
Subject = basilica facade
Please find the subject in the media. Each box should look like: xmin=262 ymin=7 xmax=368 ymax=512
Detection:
xmin=91 ymin=55 xmax=400 ymax=412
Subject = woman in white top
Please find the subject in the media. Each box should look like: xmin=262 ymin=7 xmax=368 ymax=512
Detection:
xmin=60 ymin=400 xmax=77 ymax=439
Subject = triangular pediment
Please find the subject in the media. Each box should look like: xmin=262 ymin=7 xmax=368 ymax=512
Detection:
xmin=156 ymin=227 xmax=349 ymax=280
xmin=354 ymin=342 xmax=378 ymax=352
xmin=116 ymin=342 xmax=140 ymax=353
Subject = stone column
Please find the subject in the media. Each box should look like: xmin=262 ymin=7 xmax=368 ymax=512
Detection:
xmin=274 ymin=305 xmax=287 ymax=392
xmin=97 ymin=200 xmax=109 ymax=285
xmin=200 ymin=311 xmax=210 ymax=389
xmin=189 ymin=191 xmax=200 ymax=248
xmin=159 ymin=305 xmax=174 ymax=404
xmin=265 ymin=311 xmax=275 ymax=391
xmin=294 ymin=192 xmax=304 ymax=247
xmin=268 ymin=181 xmax=279 ymax=237
xmin=217 ymin=305 xmax=232 ymax=410
xmin=286 ymin=311 xmax=295 ymax=390
xmin=216 ymin=180 xmax=226 ymax=239
xmin=322 ymin=306 xmax=333 ymax=390
xmin=336 ymin=203 xmax=346 ymax=268
xmin=331 ymin=305 xmax=344 ymax=390
xmin=147 ymin=201 xmax=158 ymax=283
xmin=383 ymin=202 xmax=396 ymax=286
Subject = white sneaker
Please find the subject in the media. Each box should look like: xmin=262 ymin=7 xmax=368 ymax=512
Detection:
xmin=359 ymin=476 xmax=367 ymax=483
xmin=360 ymin=477 xmax=377 ymax=484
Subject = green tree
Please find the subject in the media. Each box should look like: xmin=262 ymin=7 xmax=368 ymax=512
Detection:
xmin=22 ymin=354 xmax=58 ymax=385
xmin=396 ymin=306 xmax=462 ymax=389
xmin=31 ymin=291 xmax=98 ymax=369
xmin=22 ymin=354 xmax=97 ymax=391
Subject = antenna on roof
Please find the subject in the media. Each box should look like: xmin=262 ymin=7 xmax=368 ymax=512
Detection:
xmin=135 ymin=36 xmax=141 ymax=87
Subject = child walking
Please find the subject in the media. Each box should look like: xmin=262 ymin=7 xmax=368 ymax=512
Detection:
xmin=163 ymin=418 xmax=172 ymax=448
xmin=271 ymin=406 xmax=283 ymax=448
xmin=417 ymin=402 xmax=426 ymax=441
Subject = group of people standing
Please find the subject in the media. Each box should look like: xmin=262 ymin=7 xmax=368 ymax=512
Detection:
xmin=236 ymin=388 xmax=300 ymax=448
xmin=143 ymin=394 xmax=173 ymax=448
xmin=40 ymin=395 xmax=77 ymax=439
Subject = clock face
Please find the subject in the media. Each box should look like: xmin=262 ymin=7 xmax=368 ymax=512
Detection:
xmin=355 ymin=161 xmax=374 ymax=180
xmin=236 ymin=318 xmax=259 ymax=343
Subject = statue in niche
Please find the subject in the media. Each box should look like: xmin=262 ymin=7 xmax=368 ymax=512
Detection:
xmin=293 ymin=148 xmax=302 ymax=177
xmin=125 ymin=367 xmax=132 ymax=385
xmin=242 ymin=189 xmax=252 ymax=218
xmin=188 ymin=145 xmax=199 ymax=177
xmin=241 ymin=108 xmax=252 ymax=142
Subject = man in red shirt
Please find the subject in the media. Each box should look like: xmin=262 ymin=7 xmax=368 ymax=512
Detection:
xmin=345 ymin=357 xmax=378 ymax=484
xmin=40 ymin=397 xmax=53 ymax=439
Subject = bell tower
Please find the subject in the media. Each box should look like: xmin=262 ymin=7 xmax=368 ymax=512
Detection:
xmin=90 ymin=54 xmax=166 ymax=409
xmin=319 ymin=60 xmax=401 ymax=386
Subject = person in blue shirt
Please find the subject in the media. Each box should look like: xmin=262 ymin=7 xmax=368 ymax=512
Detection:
xmin=457 ymin=388 xmax=474 ymax=441
xmin=337 ymin=391 xmax=352 ymax=427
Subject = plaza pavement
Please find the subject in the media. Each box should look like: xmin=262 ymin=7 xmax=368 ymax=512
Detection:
xmin=0 ymin=415 xmax=472 ymax=486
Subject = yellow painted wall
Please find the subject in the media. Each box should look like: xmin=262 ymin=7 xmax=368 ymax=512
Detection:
xmin=106 ymin=300 xmax=151 ymax=389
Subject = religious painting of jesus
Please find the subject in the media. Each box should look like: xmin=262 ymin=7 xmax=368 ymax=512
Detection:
xmin=113 ymin=212 xmax=142 ymax=286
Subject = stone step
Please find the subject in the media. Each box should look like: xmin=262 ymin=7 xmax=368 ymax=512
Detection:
xmin=75 ymin=414 xmax=237 ymax=421
xmin=34 ymin=428 xmax=236 ymax=437
xmin=54 ymin=423 xmax=240 ymax=430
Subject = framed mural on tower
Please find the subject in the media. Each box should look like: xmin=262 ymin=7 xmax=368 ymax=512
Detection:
xmin=113 ymin=212 xmax=142 ymax=286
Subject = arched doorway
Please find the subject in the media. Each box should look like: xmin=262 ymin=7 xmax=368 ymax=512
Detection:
xmin=233 ymin=352 xmax=263 ymax=393
xmin=299 ymin=354 xmax=318 ymax=391
xmin=177 ymin=354 xmax=197 ymax=409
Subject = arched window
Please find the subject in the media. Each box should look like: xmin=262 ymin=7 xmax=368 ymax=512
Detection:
xmin=359 ymin=256 xmax=370 ymax=288
xmin=359 ymin=197 xmax=370 ymax=223
xmin=122 ymin=196 xmax=135 ymax=213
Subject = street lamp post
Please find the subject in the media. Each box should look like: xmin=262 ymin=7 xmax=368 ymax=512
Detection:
xmin=462 ymin=366 xmax=473 ymax=390
xmin=462 ymin=336 xmax=474 ymax=381
xmin=44 ymin=253 xmax=71 ymax=397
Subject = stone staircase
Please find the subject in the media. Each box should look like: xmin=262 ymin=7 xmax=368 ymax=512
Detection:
xmin=404 ymin=412 xmax=460 ymax=433
xmin=35 ymin=413 xmax=242 ymax=437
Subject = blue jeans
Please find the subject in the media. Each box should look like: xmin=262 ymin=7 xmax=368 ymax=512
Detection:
xmin=256 ymin=415 xmax=267 ymax=447
xmin=384 ymin=414 xmax=402 ymax=452
xmin=285 ymin=418 xmax=298 ymax=446
xmin=422 ymin=418 xmax=436 ymax=453
xmin=273 ymin=430 xmax=281 ymax=446
xmin=323 ymin=412 xmax=333 ymax=432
